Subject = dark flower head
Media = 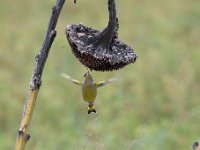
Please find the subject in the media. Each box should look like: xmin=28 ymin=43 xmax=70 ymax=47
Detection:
xmin=66 ymin=0 xmax=137 ymax=71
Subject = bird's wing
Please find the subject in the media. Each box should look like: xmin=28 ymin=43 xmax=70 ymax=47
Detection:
xmin=60 ymin=72 xmax=81 ymax=86
xmin=96 ymin=78 xmax=117 ymax=88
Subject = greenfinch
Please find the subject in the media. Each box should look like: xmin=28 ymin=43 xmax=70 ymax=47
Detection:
xmin=60 ymin=71 xmax=116 ymax=114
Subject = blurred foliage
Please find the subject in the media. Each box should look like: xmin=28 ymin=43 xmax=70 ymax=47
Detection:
xmin=0 ymin=0 xmax=200 ymax=149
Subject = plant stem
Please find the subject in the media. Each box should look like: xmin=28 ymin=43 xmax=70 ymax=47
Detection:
xmin=90 ymin=0 xmax=117 ymax=49
xmin=15 ymin=0 xmax=65 ymax=149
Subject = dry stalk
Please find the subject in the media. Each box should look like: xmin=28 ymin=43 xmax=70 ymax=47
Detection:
xmin=15 ymin=0 xmax=65 ymax=149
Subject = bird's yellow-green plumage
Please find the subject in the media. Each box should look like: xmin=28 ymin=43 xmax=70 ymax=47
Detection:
xmin=60 ymin=71 xmax=117 ymax=114
xmin=81 ymin=72 xmax=97 ymax=114
xmin=82 ymin=84 xmax=97 ymax=103
xmin=82 ymin=72 xmax=97 ymax=103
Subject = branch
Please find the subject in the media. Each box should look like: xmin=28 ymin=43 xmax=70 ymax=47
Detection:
xmin=15 ymin=0 xmax=65 ymax=149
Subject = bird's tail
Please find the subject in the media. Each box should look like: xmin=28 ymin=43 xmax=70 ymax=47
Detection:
xmin=88 ymin=108 xmax=96 ymax=114
xmin=88 ymin=104 xmax=96 ymax=114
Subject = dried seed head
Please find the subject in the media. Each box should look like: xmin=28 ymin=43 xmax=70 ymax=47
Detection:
xmin=66 ymin=0 xmax=137 ymax=71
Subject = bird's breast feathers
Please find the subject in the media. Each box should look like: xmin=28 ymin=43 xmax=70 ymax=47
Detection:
xmin=82 ymin=85 xmax=97 ymax=102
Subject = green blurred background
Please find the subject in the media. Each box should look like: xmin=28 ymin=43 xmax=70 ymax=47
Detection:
xmin=1 ymin=0 xmax=200 ymax=149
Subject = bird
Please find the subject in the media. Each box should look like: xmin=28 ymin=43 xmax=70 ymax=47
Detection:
xmin=60 ymin=71 xmax=117 ymax=114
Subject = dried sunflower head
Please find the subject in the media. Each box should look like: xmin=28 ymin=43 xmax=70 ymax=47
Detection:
xmin=66 ymin=0 xmax=137 ymax=71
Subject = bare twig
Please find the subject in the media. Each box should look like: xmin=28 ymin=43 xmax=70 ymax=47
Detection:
xmin=15 ymin=0 xmax=65 ymax=149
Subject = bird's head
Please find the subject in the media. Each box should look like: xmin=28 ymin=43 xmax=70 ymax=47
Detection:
xmin=83 ymin=71 xmax=94 ymax=83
